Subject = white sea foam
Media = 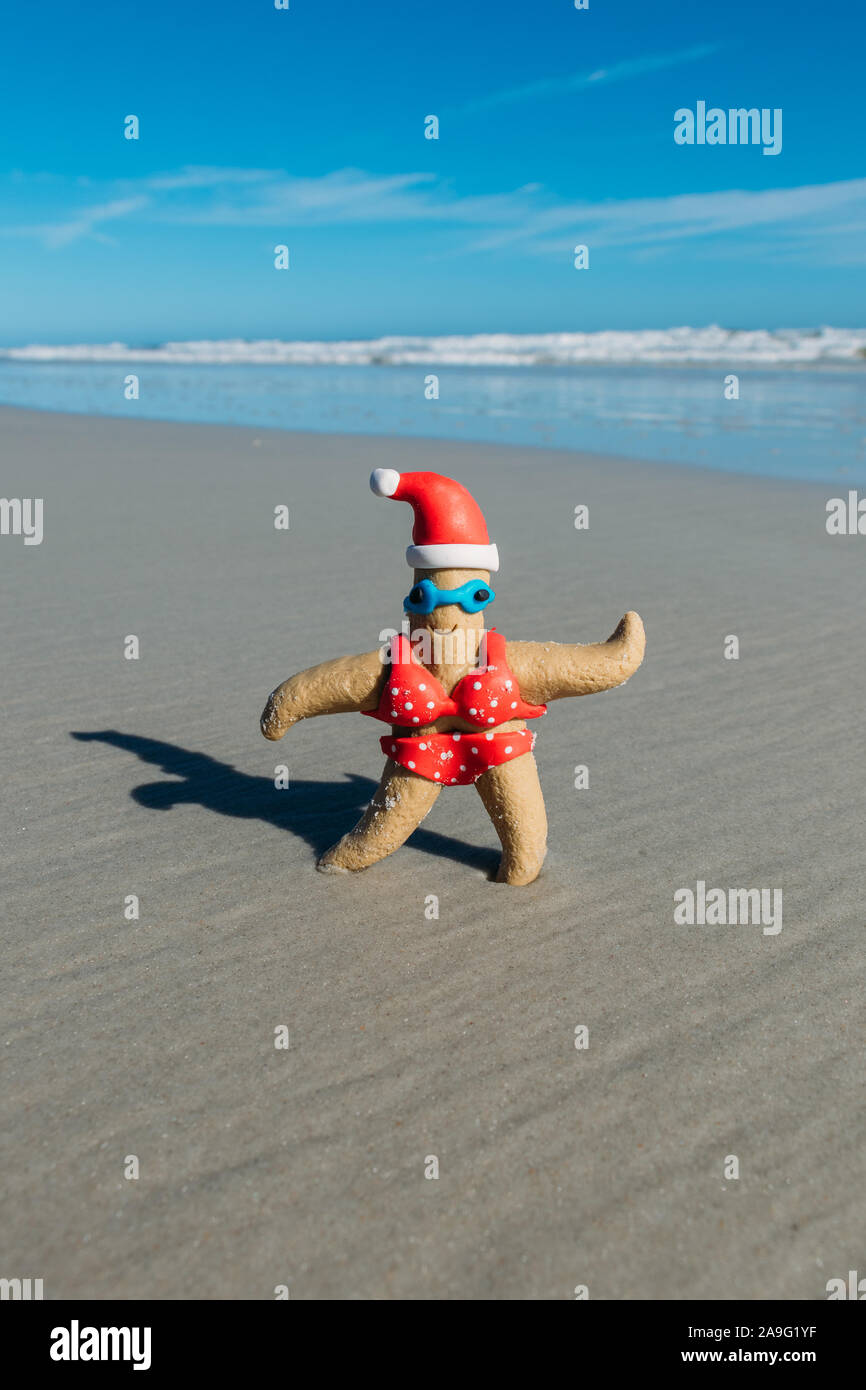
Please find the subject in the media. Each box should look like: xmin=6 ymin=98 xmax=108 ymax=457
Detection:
xmin=2 ymin=326 xmax=865 ymax=367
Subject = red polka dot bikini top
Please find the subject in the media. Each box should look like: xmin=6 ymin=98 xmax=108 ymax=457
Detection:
xmin=365 ymin=630 xmax=547 ymax=729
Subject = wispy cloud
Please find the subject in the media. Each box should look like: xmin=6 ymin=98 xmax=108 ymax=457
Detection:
xmin=4 ymin=196 xmax=149 ymax=249
xmin=466 ymin=179 xmax=866 ymax=257
xmin=161 ymin=169 xmax=444 ymax=226
xmin=0 ymin=166 xmax=537 ymax=243
xmin=457 ymin=43 xmax=726 ymax=115
xmin=3 ymin=165 xmax=866 ymax=266
xmin=144 ymin=167 xmax=276 ymax=192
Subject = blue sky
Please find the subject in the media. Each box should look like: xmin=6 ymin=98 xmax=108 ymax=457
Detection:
xmin=0 ymin=0 xmax=863 ymax=343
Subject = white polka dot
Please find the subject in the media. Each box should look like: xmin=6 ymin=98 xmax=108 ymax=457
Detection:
xmin=391 ymin=744 xmax=397 ymax=752
xmin=434 ymin=771 xmax=440 ymax=778
xmin=459 ymin=765 xmax=466 ymax=771
xmin=490 ymin=699 xmax=498 ymax=707
xmin=504 ymin=746 xmax=513 ymax=754
xmin=391 ymin=687 xmax=399 ymax=696
xmin=413 ymin=717 xmax=420 ymax=723
xmin=390 ymin=710 xmax=398 ymax=719
xmin=473 ymin=681 xmax=482 ymax=690
xmin=451 ymin=777 xmax=457 ymax=783
xmin=407 ymin=760 xmax=416 ymax=769
xmin=404 ymin=702 xmax=413 ymax=711
xmin=487 ymin=717 xmax=495 ymax=724
xmin=419 ymin=742 xmax=427 ymax=750
xmin=505 ymin=680 xmax=512 ymax=689
xmin=471 ymin=747 xmax=478 ymax=754
xmin=419 ymin=683 xmax=426 ymax=691
xmin=511 ymin=701 xmax=517 ymax=709
xmin=486 ymin=732 xmax=494 ymax=741
xmin=440 ymin=752 xmax=448 ymax=761
xmin=426 ymin=701 xmax=435 ymax=709
xmin=469 ymin=707 xmax=477 ymax=716
xmin=452 ymin=733 xmax=461 ymax=741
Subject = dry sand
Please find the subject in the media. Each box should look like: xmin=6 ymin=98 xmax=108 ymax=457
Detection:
xmin=1 ymin=405 xmax=864 ymax=1300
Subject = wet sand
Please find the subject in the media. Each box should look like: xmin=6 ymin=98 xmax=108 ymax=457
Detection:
xmin=1 ymin=405 xmax=863 ymax=1299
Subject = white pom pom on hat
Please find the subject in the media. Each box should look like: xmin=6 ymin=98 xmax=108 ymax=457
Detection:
xmin=368 ymin=468 xmax=500 ymax=572
xmin=370 ymin=468 xmax=400 ymax=497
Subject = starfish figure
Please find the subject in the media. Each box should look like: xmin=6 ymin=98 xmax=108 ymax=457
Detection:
xmin=261 ymin=469 xmax=645 ymax=885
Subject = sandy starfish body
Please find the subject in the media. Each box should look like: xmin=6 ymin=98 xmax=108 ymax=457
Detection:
xmin=261 ymin=557 xmax=644 ymax=885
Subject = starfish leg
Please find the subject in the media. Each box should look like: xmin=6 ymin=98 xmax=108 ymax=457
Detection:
xmin=475 ymin=753 xmax=548 ymax=886
xmin=317 ymin=758 xmax=441 ymax=873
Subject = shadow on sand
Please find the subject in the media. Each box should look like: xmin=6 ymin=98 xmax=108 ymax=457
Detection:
xmin=70 ymin=730 xmax=499 ymax=874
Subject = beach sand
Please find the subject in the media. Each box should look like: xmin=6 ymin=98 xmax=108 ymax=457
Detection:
xmin=1 ymin=404 xmax=863 ymax=1300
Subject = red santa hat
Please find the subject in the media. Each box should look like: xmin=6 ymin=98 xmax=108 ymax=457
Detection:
xmin=369 ymin=468 xmax=500 ymax=572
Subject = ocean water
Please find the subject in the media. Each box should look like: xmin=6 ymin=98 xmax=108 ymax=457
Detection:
xmin=1 ymin=330 xmax=864 ymax=483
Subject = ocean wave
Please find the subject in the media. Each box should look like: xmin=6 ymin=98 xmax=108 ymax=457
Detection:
xmin=2 ymin=326 xmax=865 ymax=367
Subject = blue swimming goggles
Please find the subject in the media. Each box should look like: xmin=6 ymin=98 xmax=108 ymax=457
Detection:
xmin=404 ymin=577 xmax=496 ymax=615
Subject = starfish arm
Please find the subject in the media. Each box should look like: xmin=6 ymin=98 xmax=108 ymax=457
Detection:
xmin=261 ymin=650 xmax=386 ymax=740
xmin=505 ymin=611 xmax=646 ymax=704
